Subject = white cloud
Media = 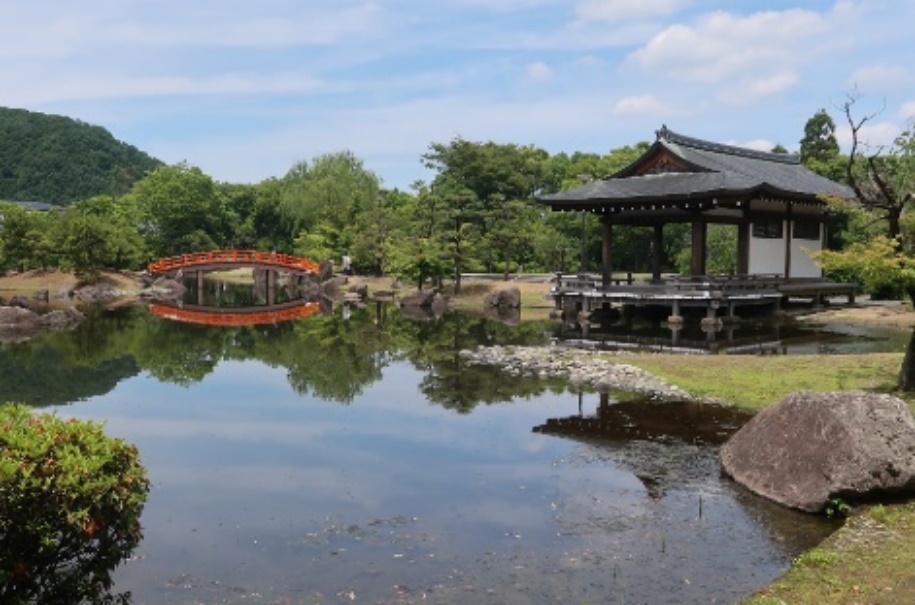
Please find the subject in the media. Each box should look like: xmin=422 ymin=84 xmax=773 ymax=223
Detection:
xmin=575 ymin=0 xmax=688 ymax=22
xmin=847 ymin=64 xmax=912 ymax=90
xmin=900 ymin=102 xmax=915 ymax=122
xmin=835 ymin=120 xmax=901 ymax=151
xmin=525 ymin=61 xmax=554 ymax=81
xmin=612 ymin=95 xmax=671 ymax=117
xmin=719 ymin=73 xmax=799 ymax=105
xmin=1 ymin=71 xmax=330 ymax=106
xmin=629 ymin=9 xmax=825 ymax=82
xmin=738 ymin=139 xmax=779 ymax=153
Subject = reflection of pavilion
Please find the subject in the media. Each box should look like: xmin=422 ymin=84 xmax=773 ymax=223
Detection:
xmin=535 ymin=395 xmax=751 ymax=446
xmin=534 ymin=395 xmax=752 ymax=498
xmin=553 ymin=315 xmax=845 ymax=354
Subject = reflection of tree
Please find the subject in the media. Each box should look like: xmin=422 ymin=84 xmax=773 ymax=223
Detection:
xmin=276 ymin=312 xmax=392 ymax=403
xmin=1 ymin=299 xmax=569 ymax=410
xmin=132 ymin=320 xmax=224 ymax=386
xmin=0 ymin=344 xmax=139 ymax=407
xmin=398 ymin=313 xmax=564 ymax=413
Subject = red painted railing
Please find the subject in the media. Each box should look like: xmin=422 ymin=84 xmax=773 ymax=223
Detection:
xmin=148 ymin=249 xmax=320 ymax=275
xmin=148 ymin=302 xmax=321 ymax=327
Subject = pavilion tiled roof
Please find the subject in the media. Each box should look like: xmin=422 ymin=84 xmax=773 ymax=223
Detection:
xmin=540 ymin=127 xmax=855 ymax=208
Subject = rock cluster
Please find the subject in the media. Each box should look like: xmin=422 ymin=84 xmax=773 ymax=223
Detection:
xmin=460 ymin=345 xmax=695 ymax=401
xmin=721 ymin=390 xmax=915 ymax=512
xmin=0 ymin=306 xmax=84 ymax=342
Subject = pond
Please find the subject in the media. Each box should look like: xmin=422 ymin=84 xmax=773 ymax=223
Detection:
xmin=1 ymin=295 xmax=904 ymax=604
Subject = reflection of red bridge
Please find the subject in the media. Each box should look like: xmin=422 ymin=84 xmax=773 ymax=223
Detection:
xmin=148 ymin=301 xmax=321 ymax=327
xmin=148 ymin=249 xmax=320 ymax=275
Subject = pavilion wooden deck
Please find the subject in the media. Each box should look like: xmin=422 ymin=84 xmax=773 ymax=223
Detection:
xmin=551 ymin=273 xmax=856 ymax=323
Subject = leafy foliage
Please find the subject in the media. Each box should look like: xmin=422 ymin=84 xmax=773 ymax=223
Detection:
xmin=0 ymin=107 xmax=161 ymax=204
xmin=814 ymin=235 xmax=915 ymax=300
xmin=0 ymin=404 xmax=149 ymax=604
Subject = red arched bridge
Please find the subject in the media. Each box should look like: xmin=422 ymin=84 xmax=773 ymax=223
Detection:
xmin=148 ymin=249 xmax=321 ymax=275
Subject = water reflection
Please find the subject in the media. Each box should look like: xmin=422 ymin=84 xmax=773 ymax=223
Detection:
xmin=1 ymin=296 xmax=901 ymax=602
xmin=554 ymin=313 xmax=907 ymax=354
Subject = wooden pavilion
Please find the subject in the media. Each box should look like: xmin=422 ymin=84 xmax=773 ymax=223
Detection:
xmin=538 ymin=126 xmax=857 ymax=323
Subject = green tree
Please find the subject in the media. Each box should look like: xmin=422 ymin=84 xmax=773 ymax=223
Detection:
xmin=0 ymin=203 xmax=52 ymax=272
xmin=130 ymin=163 xmax=231 ymax=257
xmin=800 ymin=109 xmax=840 ymax=164
xmin=279 ymin=151 xmax=381 ymax=261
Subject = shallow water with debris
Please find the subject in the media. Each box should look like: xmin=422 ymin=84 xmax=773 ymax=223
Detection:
xmin=2 ymin=305 xmax=851 ymax=603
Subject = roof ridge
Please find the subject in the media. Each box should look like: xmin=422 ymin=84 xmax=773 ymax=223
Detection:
xmin=656 ymin=125 xmax=800 ymax=165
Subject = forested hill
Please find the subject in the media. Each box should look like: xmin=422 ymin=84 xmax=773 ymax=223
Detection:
xmin=0 ymin=107 xmax=163 ymax=204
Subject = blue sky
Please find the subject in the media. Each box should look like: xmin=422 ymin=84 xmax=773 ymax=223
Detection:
xmin=3 ymin=0 xmax=913 ymax=189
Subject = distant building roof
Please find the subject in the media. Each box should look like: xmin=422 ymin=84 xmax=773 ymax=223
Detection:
xmin=6 ymin=201 xmax=56 ymax=211
xmin=539 ymin=126 xmax=854 ymax=212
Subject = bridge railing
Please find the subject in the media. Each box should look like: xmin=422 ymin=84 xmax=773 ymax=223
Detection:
xmin=148 ymin=249 xmax=321 ymax=274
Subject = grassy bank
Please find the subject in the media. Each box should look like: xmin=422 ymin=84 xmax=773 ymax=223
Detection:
xmin=624 ymin=352 xmax=904 ymax=411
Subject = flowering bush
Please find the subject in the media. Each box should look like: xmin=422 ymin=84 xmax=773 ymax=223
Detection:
xmin=0 ymin=404 xmax=149 ymax=604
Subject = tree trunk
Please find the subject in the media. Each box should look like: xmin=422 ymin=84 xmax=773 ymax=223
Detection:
xmin=899 ymin=290 xmax=915 ymax=391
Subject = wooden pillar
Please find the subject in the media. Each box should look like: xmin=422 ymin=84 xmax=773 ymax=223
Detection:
xmin=652 ymin=224 xmax=664 ymax=282
xmin=737 ymin=222 xmax=750 ymax=275
xmin=784 ymin=203 xmax=793 ymax=279
xmin=196 ymin=271 xmax=204 ymax=306
xmin=267 ymin=269 xmax=276 ymax=306
xmin=690 ymin=219 xmax=707 ymax=276
xmin=601 ymin=215 xmax=613 ymax=290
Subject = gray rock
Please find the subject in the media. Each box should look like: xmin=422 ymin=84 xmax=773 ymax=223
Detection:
xmin=74 ymin=283 xmax=118 ymax=304
xmin=39 ymin=307 xmax=85 ymax=330
xmin=720 ymin=391 xmax=915 ymax=513
xmin=32 ymin=288 xmax=49 ymax=302
xmin=7 ymin=295 xmax=35 ymax=310
xmin=0 ymin=306 xmax=43 ymax=341
xmin=430 ymin=293 xmax=451 ymax=315
xmin=483 ymin=287 xmax=521 ymax=309
xmin=399 ymin=290 xmax=436 ymax=308
xmin=141 ymin=278 xmax=187 ymax=301
xmin=318 ymin=259 xmax=335 ymax=282
xmin=320 ymin=276 xmax=347 ymax=299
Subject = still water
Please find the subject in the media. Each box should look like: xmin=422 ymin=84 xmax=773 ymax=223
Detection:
xmin=3 ymin=298 xmax=901 ymax=604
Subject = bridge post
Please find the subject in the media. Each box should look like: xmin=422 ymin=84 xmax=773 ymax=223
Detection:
xmin=197 ymin=271 xmax=205 ymax=306
xmin=267 ymin=270 xmax=276 ymax=306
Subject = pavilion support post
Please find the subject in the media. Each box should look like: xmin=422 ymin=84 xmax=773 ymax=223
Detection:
xmin=196 ymin=271 xmax=204 ymax=306
xmin=690 ymin=219 xmax=707 ymax=276
xmin=784 ymin=204 xmax=793 ymax=279
xmin=600 ymin=215 xmax=613 ymax=290
xmin=737 ymin=223 xmax=750 ymax=275
xmin=652 ymin=224 xmax=664 ymax=282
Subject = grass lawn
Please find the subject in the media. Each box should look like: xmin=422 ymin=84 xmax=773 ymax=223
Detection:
xmin=623 ymin=352 xmax=905 ymax=411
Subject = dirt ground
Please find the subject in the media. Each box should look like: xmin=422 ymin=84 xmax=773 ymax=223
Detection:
xmin=0 ymin=269 xmax=142 ymax=301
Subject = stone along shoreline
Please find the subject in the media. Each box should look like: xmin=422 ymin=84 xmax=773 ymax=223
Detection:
xmin=460 ymin=344 xmax=697 ymax=401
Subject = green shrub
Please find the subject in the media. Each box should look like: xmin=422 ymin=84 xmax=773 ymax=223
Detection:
xmin=0 ymin=404 xmax=149 ymax=604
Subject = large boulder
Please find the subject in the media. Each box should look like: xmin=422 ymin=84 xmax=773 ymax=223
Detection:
xmin=0 ymin=306 xmax=43 ymax=342
xmin=140 ymin=278 xmax=186 ymax=301
xmin=720 ymin=391 xmax=915 ymax=513
xmin=399 ymin=289 xmax=437 ymax=308
xmin=39 ymin=307 xmax=85 ymax=330
xmin=483 ymin=287 xmax=521 ymax=309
